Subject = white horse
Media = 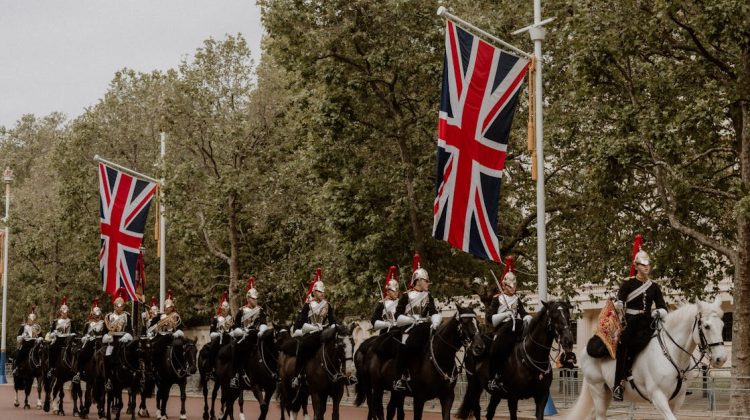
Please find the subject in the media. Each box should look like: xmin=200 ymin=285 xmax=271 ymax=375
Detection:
xmin=566 ymin=299 xmax=728 ymax=420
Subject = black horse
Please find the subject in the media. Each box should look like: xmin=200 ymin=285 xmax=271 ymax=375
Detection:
xmin=71 ymin=336 xmax=105 ymax=419
xmin=44 ymin=335 xmax=81 ymax=416
xmin=277 ymin=328 xmax=311 ymax=420
xmin=354 ymin=335 xmax=404 ymax=420
xmin=456 ymin=300 xmax=575 ymax=420
xmin=357 ymin=306 xmax=485 ymax=420
xmin=13 ymin=338 xmax=47 ymax=410
xmin=150 ymin=334 xmax=198 ymax=420
xmin=220 ymin=328 xmax=279 ymax=420
xmin=103 ymin=338 xmax=143 ymax=420
xmin=198 ymin=335 xmax=229 ymax=420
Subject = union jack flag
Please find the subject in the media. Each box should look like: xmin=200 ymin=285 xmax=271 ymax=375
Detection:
xmin=98 ymin=163 xmax=157 ymax=301
xmin=433 ymin=20 xmax=529 ymax=262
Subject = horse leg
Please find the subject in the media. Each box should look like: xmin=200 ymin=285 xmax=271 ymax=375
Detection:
xmin=24 ymin=379 xmax=32 ymax=409
xmin=37 ymin=375 xmax=44 ymax=409
xmin=179 ymin=380 xmax=188 ymax=420
xmin=507 ymin=398 xmax=519 ymax=420
xmin=587 ymin=381 xmax=610 ymax=420
xmin=262 ymin=384 xmax=274 ymax=420
xmin=211 ymin=381 xmax=220 ymax=420
xmin=440 ymin=391 xmax=455 ymax=420
xmin=252 ymin=385 xmax=267 ymax=420
xmin=485 ymin=393 xmax=501 ymax=420
xmin=238 ymin=390 xmax=246 ymax=420
xmin=650 ymin=390 xmax=678 ymax=420
xmin=202 ymin=377 xmax=210 ymax=420
xmin=56 ymin=383 xmax=66 ymax=416
xmin=412 ymin=398 xmax=426 ymax=420
xmin=73 ymin=382 xmax=81 ymax=417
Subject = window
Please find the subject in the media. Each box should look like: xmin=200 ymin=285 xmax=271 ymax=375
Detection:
xmin=722 ymin=312 xmax=732 ymax=342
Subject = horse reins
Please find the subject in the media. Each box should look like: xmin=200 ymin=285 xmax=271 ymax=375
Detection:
xmin=429 ymin=312 xmax=477 ymax=383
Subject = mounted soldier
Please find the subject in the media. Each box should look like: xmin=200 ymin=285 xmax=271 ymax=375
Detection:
xmin=46 ymin=295 xmax=75 ymax=378
xmin=204 ymin=290 xmax=232 ymax=381
xmin=13 ymin=305 xmax=42 ymax=376
xmin=72 ymin=297 xmax=106 ymax=384
xmin=150 ymin=289 xmax=183 ymax=335
xmin=102 ymin=287 xmax=134 ymax=391
xmin=371 ymin=266 xmax=400 ymax=333
xmin=485 ymin=256 xmax=532 ymax=391
xmin=612 ymin=234 xmax=668 ymax=401
xmin=287 ymin=268 xmax=338 ymax=388
xmin=392 ymin=253 xmax=441 ymax=391
xmin=142 ymin=296 xmax=160 ymax=338
xmin=229 ymin=276 xmax=269 ymax=388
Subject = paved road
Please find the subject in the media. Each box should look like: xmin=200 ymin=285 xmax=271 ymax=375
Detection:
xmin=0 ymin=384 xmax=453 ymax=419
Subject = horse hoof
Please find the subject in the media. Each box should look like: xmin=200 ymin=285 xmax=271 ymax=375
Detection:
xmin=43 ymin=402 xmax=50 ymax=412
xmin=37 ymin=401 xmax=43 ymax=409
xmin=13 ymin=401 xmax=19 ymax=408
xmin=179 ymin=415 xmax=187 ymax=420
xmin=58 ymin=410 xmax=66 ymax=416
xmin=138 ymin=408 xmax=150 ymax=418
xmin=239 ymin=414 xmax=246 ymax=420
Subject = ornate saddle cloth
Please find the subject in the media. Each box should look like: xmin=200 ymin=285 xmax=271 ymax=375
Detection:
xmin=589 ymin=300 xmax=621 ymax=359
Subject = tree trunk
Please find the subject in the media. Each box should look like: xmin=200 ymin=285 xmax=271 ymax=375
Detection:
xmin=731 ymin=98 xmax=750 ymax=416
xmin=227 ymin=195 xmax=241 ymax=314
xmin=395 ymin=131 xmax=424 ymax=257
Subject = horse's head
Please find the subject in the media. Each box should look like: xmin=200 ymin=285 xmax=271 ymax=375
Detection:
xmin=183 ymin=338 xmax=198 ymax=375
xmin=543 ymin=300 xmax=574 ymax=352
xmin=695 ymin=299 xmax=727 ymax=368
xmin=455 ymin=306 xmax=484 ymax=356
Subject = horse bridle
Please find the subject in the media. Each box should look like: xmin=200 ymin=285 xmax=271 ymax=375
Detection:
xmin=658 ymin=312 xmax=724 ymax=378
xmin=430 ymin=311 xmax=478 ymax=383
xmin=320 ymin=328 xmax=351 ymax=383
xmin=521 ymin=304 xmax=572 ymax=375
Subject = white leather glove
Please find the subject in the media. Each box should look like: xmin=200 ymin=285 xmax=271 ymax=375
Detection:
xmin=120 ymin=333 xmax=134 ymax=343
xmin=172 ymin=330 xmax=185 ymax=338
xmin=292 ymin=329 xmax=303 ymax=338
xmin=102 ymin=334 xmax=113 ymax=344
xmin=396 ymin=315 xmax=416 ymax=327
xmin=491 ymin=312 xmax=511 ymax=327
xmin=373 ymin=320 xmax=392 ymax=331
xmin=257 ymin=324 xmax=269 ymax=337
xmin=301 ymin=323 xmax=321 ymax=334
xmin=210 ymin=332 xmax=220 ymax=339
xmin=614 ymin=300 xmax=624 ymax=311
xmin=430 ymin=314 xmax=442 ymax=330
xmin=651 ymin=308 xmax=667 ymax=319
xmin=231 ymin=328 xmax=245 ymax=338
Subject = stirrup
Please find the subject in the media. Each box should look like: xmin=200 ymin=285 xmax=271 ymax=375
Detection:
xmin=487 ymin=376 xmax=502 ymax=391
xmin=230 ymin=375 xmax=239 ymax=389
xmin=392 ymin=376 xmax=408 ymax=391
xmin=72 ymin=374 xmax=81 ymax=384
xmin=105 ymin=380 xmax=112 ymax=392
xmin=291 ymin=375 xmax=300 ymax=389
xmin=613 ymin=385 xmax=624 ymax=402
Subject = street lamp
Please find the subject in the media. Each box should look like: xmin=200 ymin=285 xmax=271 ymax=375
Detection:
xmin=0 ymin=167 xmax=14 ymax=384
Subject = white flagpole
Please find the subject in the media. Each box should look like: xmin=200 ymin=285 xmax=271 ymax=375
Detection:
xmin=0 ymin=168 xmax=13 ymax=384
xmin=159 ymin=133 xmax=167 ymax=311
xmin=437 ymin=7 xmax=532 ymax=59
xmin=513 ymin=1 xmax=554 ymax=305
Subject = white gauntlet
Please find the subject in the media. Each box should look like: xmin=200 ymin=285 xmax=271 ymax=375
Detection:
xmin=651 ymin=308 xmax=667 ymax=319
xmin=430 ymin=314 xmax=442 ymax=329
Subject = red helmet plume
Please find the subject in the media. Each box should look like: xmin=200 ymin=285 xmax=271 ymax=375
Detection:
xmin=412 ymin=253 xmax=421 ymax=272
xmin=61 ymin=295 xmax=68 ymax=307
xmin=629 ymin=234 xmax=643 ymax=277
xmin=245 ymin=276 xmax=256 ymax=292
xmin=304 ymin=268 xmax=323 ymax=303
xmin=217 ymin=290 xmax=229 ymax=315
xmin=500 ymin=256 xmax=514 ymax=285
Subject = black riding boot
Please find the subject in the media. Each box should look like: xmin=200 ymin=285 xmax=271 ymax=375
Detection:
xmin=487 ymin=329 xmax=515 ymax=391
xmin=392 ymin=343 xmax=409 ymax=391
xmin=613 ymin=347 xmax=629 ymax=401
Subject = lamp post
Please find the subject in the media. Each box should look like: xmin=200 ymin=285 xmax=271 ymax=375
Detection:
xmin=0 ymin=167 xmax=14 ymax=384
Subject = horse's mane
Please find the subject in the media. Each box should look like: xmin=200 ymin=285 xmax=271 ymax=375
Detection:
xmin=664 ymin=300 xmax=722 ymax=330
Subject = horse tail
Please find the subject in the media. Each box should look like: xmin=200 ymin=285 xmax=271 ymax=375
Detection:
xmin=566 ymin=378 xmax=593 ymax=419
xmin=353 ymin=347 xmax=368 ymax=407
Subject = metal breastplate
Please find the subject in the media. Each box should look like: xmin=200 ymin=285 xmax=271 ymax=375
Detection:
xmin=55 ymin=318 xmax=71 ymax=334
xmin=309 ymin=300 xmax=329 ymax=325
xmin=383 ymin=299 xmax=398 ymax=322
xmin=497 ymin=294 xmax=519 ymax=316
xmin=241 ymin=306 xmax=261 ymax=328
xmin=405 ymin=291 xmax=428 ymax=317
xmin=88 ymin=320 xmax=104 ymax=334
xmin=25 ymin=324 xmax=41 ymax=338
xmin=216 ymin=314 xmax=234 ymax=332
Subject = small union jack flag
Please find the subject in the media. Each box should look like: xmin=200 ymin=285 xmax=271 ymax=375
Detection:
xmin=98 ymin=163 xmax=157 ymax=301
xmin=433 ymin=20 xmax=529 ymax=262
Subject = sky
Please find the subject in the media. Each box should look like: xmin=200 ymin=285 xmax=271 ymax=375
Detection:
xmin=0 ymin=0 xmax=263 ymax=128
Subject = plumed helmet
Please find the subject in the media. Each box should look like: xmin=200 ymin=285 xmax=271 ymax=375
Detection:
xmin=629 ymin=234 xmax=651 ymax=276
xmin=410 ymin=253 xmax=429 ymax=287
xmin=59 ymin=296 xmax=69 ymax=314
xmin=245 ymin=276 xmax=258 ymax=299
xmin=164 ymin=289 xmax=174 ymax=309
xmin=305 ymin=268 xmax=324 ymax=302
xmin=27 ymin=305 xmax=37 ymax=322
xmin=500 ymin=256 xmax=516 ymax=290
xmin=89 ymin=297 xmax=102 ymax=319
xmin=149 ymin=296 xmax=159 ymax=316
xmin=384 ymin=266 xmax=399 ymax=293
xmin=112 ymin=287 xmax=127 ymax=308
xmin=217 ymin=291 xmax=230 ymax=314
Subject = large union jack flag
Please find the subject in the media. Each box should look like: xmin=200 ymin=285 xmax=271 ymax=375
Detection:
xmin=433 ymin=20 xmax=529 ymax=262
xmin=98 ymin=163 xmax=157 ymax=301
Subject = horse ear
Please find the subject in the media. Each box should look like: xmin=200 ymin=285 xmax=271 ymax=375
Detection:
xmin=541 ymin=300 xmax=548 ymax=309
